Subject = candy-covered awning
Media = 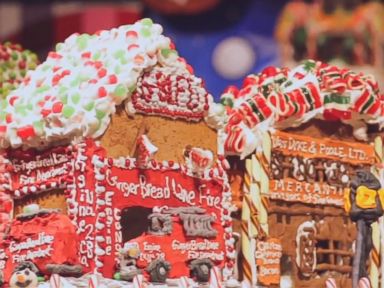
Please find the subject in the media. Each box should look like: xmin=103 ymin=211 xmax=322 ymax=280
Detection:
xmin=206 ymin=60 xmax=384 ymax=158
xmin=0 ymin=19 xmax=210 ymax=149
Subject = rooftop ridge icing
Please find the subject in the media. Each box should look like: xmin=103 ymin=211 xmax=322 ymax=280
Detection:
xmin=206 ymin=60 xmax=384 ymax=158
xmin=0 ymin=19 xmax=210 ymax=149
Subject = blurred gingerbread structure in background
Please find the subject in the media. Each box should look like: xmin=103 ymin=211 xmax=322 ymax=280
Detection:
xmin=275 ymin=0 xmax=384 ymax=85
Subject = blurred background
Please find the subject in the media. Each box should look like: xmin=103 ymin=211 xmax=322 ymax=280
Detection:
xmin=0 ymin=0 xmax=383 ymax=100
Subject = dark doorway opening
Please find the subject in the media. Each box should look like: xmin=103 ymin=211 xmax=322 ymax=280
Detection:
xmin=121 ymin=206 xmax=153 ymax=242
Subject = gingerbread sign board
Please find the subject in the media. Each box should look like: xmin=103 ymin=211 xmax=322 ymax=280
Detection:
xmin=8 ymin=146 xmax=73 ymax=198
xmin=269 ymin=130 xmax=375 ymax=206
xmin=89 ymin=155 xmax=231 ymax=278
xmin=255 ymin=238 xmax=282 ymax=286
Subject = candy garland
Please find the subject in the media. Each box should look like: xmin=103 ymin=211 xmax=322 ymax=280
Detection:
xmin=91 ymin=153 xmax=235 ymax=280
xmin=212 ymin=60 xmax=384 ymax=158
xmin=0 ymin=19 xmax=210 ymax=149
xmin=0 ymin=42 xmax=38 ymax=99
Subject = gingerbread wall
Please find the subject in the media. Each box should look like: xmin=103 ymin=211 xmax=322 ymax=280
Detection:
xmin=100 ymin=107 xmax=217 ymax=161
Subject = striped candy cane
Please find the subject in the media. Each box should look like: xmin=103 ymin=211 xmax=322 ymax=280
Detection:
xmin=359 ymin=277 xmax=372 ymax=288
xmin=209 ymin=267 xmax=223 ymax=288
xmin=88 ymin=274 xmax=99 ymax=288
xmin=133 ymin=274 xmax=145 ymax=288
xmin=49 ymin=274 xmax=62 ymax=288
xmin=372 ymin=136 xmax=383 ymax=288
xmin=178 ymin=276 xmax=191 ymax=288
xmin=325 ymin=277 xmax=337 ymax=288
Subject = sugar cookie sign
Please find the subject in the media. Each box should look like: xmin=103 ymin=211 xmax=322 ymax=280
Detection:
xmin=255 ymin=238 xmax=282 ymax=285
xmin=269 ymin=130 xmax=376 ymax=206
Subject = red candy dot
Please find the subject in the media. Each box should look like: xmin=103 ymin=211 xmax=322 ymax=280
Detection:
xmin=108 ymin=75 xmax=117 ymax=84
xmin=52 ymin=102 xmax=64 ymax=113
xmin=8 ymin=96 xmax=19 ymax=106
xmin=126 ymin=31 xmax=138 ymax=38
xmin=98 ymin=68 xmax=107 ymax=78
xmin=128 ymin=44 xmax=139 ymax=51
xmin=5 ymin=114 xmax=12 ymax=123
xmin=98 ymin=87 xmax=107 ymax=98
xmin=81 ymin=52 xmax=91 ymax=58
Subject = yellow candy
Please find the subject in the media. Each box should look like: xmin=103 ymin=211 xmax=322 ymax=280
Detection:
xmin=356 ymin=186 xmax=377 ymax=209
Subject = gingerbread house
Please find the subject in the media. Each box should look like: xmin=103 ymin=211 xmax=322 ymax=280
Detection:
xmin=0 ymin=19 xmax=236 ymax=286
xmin=275 ymin=0 xmax=384 ymax=86
xmin=208 ymin=60 xmax=384 ymax=287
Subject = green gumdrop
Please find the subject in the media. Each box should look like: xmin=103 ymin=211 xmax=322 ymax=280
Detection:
xmin=63 ymin=105 xmax=75 ymax=118
xmin=70 ymin=77 xmax=81 ymax=87
xmin=71 ymin=93 xmax=81 ymax=104
xmin=84 ymin=102 xmax=94 ymax=111
xmin=37 ymin=276 xmax=45 ymax=283
xmin=113 ymin=272 xmax=121 ymax=280
xmin=114 ymin=84 xmax=127 ymax=98
xmin=15 ymin=106 xmax=27 ymax=116
xmin=141 ymin=28 xmax=151 ymax=37
xmin=141 ymin=18 xmax=153 ymax=27
xmin=96 ymin=109 xmax=106 ymax=120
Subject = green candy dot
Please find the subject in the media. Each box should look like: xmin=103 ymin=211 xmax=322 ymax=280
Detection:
xmin=63 ymin=106 xmax=75 ymax=118
xmin=161 ymin=49 xmax=172 ymax=58
xmin=93 ymin=51 xmax=101 ymax=60
xmin=113 ymin=50 xmax=125 ymax=59
xmin=96 ymin=109 xmax=106 ymax=120
xmin=33 ymin=121 xmax=44 ymax=133
xmin=128 ymin=84 xmax=136 ymax=93
xmin=141 ymin=18 xmax=153 ymax=27
xmin=140 ymin=28 xmax=151 ymax=37
xmin=76 ymin=34 xmax=89 ymax=51
xmin=113 ymin=272 xmax=121 ymax=280
xmin=0 ymin=112 xmax=6 ymax=121
xmin=27 ymin=103 xmax=33 ymax=110
xmin=114 ymin=84 xmax=127 ymax=98
xmin=55 ymin=43 xmax=64 ymax=51
xmin=114 ymin=66 xmax=122 ymax=74
xmin=61 ymin=94 xmax=68 ymax=105
xmin=41 ymin=64 xmax=51 ymax=72
xmin=71 ymin=93 xmax=81 ymax=104
xmin=37 ymin=276 xmax=45 ymax=283
xmin=84 ymin=102 xmax=94 ymax=111
xmin=36 ymin=85 xmax=50 ymax=94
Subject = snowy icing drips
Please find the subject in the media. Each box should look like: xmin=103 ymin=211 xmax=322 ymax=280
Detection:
xmin=0 ymin=19 xmax=210 ymax=148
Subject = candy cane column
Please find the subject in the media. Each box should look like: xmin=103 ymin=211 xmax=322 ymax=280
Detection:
xmin=241 ymin=131 xmax=271 ymax=286
xmin=373 ymin=136 xmax=384 ymax=288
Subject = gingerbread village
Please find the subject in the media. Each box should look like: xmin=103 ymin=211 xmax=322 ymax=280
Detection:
xmin=0 ymin=18 xmax=383 ymax=288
